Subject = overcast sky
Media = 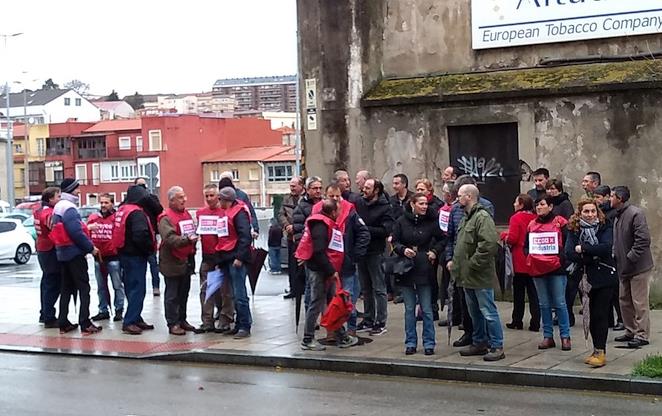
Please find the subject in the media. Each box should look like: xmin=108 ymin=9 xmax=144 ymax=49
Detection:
xmin=1 ymin=0 xmax=298 ymax=97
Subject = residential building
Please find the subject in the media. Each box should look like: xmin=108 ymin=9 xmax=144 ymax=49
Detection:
xmin=140 ymin=93 xmax=236 ymax=116
xmin=1 ymin=89 xmax=101 ymax=124
xmin=212 ymin=76 xmax=297 ymax=112
xmin=202 ymin=145 xmax=295 ymax=207
xmin=10 ymin=123 xmax=50 ymax=199
xmin=93 ymin=101 xmax=136 ymax=120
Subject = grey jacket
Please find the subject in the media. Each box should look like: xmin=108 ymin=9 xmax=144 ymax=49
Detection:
xmin=613 ymin=202 xmax=654 ymax=279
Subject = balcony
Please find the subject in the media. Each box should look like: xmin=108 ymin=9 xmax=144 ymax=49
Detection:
xmin=77 ymin=149 xmax=106 ymax=160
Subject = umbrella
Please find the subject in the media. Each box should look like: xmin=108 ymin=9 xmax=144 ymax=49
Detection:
xmin=247 ymin=246 xmax=268 ymax=296
xmin=205 ymin=268 xmax=225 ymax=303
xmin=578 ymin=268 xmax=592 ymax=348
xmin=445 ymin=278 xmax=455 ymax=345
xmin=293 ymin=262 xmax=307 ymax=333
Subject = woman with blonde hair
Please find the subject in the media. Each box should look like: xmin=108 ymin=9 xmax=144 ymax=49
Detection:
xmin=565 ymin=198 xmax=617 ymax=367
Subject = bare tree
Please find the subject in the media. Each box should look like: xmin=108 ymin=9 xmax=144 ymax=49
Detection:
xmin=64 ymin=79 xmax=91 ymax=96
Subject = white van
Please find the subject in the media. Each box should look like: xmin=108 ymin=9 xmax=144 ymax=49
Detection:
xmin=0 ymin=200 xmax=11 ymax=216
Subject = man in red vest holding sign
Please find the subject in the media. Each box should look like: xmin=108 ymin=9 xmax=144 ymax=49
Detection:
xmin=87 ymin=193 xmax=125 ymax=323
xmin=158 ymin=186 xmax=199 ymax=336
xmin=35 ymin=186 xmax=61 ymax=328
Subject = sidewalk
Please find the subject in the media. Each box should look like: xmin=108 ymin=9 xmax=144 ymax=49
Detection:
xmin=0 ymin=267 xmax=660 ymax=395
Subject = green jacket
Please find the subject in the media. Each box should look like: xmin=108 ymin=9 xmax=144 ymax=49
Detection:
xmin=451 ymin=203 xmax=498 ymax=289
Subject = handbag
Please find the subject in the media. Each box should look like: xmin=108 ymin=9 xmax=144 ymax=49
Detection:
xmin=504 ymin=244 xmax=514 ymax=291
xmin=320 ymin=275 xmax=353 ymax=332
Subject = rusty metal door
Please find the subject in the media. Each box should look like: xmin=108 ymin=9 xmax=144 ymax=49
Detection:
xmin=448 ymin=123 xmax=519 ymax=225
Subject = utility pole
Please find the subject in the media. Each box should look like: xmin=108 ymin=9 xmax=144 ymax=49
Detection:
xmin=23 ymin=87 xmax=29 ymax=198
xmin=2 ymin=32 xmax=24 ymax=207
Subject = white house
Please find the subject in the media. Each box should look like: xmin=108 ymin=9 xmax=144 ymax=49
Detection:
xmin=92 ymin=100 xmax=135 ymax=119
xmin=2 ymin=89 xmax=101 ymax=124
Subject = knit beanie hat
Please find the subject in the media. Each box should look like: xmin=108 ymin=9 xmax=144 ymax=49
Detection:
xmin=60 ymin=178 xmax=80 ymax=194
xmin=219 ymin=187 xmax=236 ymax=202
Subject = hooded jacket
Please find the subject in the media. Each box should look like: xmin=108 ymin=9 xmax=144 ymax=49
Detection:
xmin=450 ymin=203 xmax=498 ymax=289
xmin=550 ymin=192 xmax=574 ymax=220
xmin=445 ymin=196 xmax=495 ymax=261
xmin=356 ymin=192 xmax=394 ymax=255
xmin=389 ymin=190 xmax=414 ymax=220
xmin=119 ymin=185 xmax=156 ymax=257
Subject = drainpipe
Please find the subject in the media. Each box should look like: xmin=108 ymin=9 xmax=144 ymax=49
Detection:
xmin=257 ymin=161 xmax=267 ymax=208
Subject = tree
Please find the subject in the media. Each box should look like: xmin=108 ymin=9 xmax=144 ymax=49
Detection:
xmin=63 ymin=79 xmax=90 ymax=96
xmin=124 ymin=92 xmax=144 ymax=109
xmin=105 ymin=90 xmax=120 ymax=101
xmin=42 ymin=78 xmax=59 ymax=90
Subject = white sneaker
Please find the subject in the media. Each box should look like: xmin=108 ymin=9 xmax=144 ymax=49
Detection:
xmin=338 ymin=335 xmax=359 ymax=349
xmin=301 ymin=339 xmax=326 ymax=351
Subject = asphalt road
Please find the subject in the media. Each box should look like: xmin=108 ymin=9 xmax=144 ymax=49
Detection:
xmin=0 ymin=352 xmax=658 ymax=416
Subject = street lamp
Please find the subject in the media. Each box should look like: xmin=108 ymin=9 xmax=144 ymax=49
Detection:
xmin=2 ymin=32 xmax=24 ymax=206
xmin=14 ymin=76 xmax=38 ymax=199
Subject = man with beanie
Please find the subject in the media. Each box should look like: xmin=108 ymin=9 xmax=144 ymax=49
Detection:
xmin=34 ymin=186 xmax=62 ymax=328
xmin=112 ymin=185 xmax=157 ymax=335
xmin=134 ymin=177 xmax=164 ymax=296
xmin=158 ymin=186 xmax=199 ymax=336
xmin=51 ymin=178 xmax=100 ymax=334
xmin=219 ymin=172 xmax=259 ymax=237
xmin=216 ymin=187 xmax=253 ymax=338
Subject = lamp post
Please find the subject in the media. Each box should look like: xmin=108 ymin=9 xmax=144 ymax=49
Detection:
xmin=2 ymin=32 xmax=24 ymax=206
xmin=14 ymin=75 xmax=37 ymax=200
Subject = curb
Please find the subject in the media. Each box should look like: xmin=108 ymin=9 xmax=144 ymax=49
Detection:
xmin=1 ymin=344 xmax=659 ymax=395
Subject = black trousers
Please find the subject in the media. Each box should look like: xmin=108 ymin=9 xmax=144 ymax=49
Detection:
xmin=565 ymin=272 xmax=580 ymax=326
xmin=589 ymin=286 xmax=613 ymax=350
xmin=287 ymin=239 xmax=297 ymax=292
xmin=164 ymin=274 xmax=191 ymax=326
xmin=456 ymin=283 xmax=473 ymax=336
xmin=58 ymin=255 xmax=91 ymax=328
xmin=511 ymin=273 xmax=540 ymax=328
xmin=608 ymin=285 xmax=623 ymax=327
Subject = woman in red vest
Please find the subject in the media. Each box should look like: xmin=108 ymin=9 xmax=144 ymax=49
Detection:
xmin=526 ymin=195 xmax=571 ymax=351
xmin=501 ymin=194 xmax=539 ymax=332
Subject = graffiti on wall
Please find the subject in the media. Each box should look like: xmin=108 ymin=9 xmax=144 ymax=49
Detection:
xmin=457 ymin=156 xmax=505 ymax=183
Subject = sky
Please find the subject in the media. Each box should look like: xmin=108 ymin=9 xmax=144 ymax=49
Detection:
xmin=1 ymin=0 xmax=298 ymax=97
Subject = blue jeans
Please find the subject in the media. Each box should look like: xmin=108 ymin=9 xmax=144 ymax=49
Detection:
xmin=148 ymin=253 xmax=160 ymax=289
xmin=268 ymin=247 xmax=281 ymax=273
xmin=120 ymin=255 xmax=147 ymax=326
xmin=401 ymin=284 xmax=435 ymax=349
xmin=342 ymin=271 xmax=359 ymax=331
xmin=226 ymin=263 xmax=252 ymax=331
xmin=94 ymin=260 xmax=125 ymax=314
xmin=464 ymin=288 xmax=504 ymax=349
xmin=357 ymin=253 xmax=388 ymax=325
xmin=533 ymin=275 xmax=571 ymax=339
xmin=38 ymin=250 xmax=61 ymax=323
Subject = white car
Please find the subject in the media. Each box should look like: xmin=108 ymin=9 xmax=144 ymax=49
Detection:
xmin=0 ymin=218 xmax=36 ymax=264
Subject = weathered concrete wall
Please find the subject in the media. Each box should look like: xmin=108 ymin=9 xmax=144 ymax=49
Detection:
xmin=382 ymin=0 xmax=662 ymax=76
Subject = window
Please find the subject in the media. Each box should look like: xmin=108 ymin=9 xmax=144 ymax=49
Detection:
xmin=136 ymin=136 xmax=143 ymax=152
xmin=148 ymin=130 xmax=162 ymax=151
xmin=232 ymin=169 xmax=239 ymax=181
xmin=248 ymin=168 xmax=259 ymax=181
xmin=266 ymin=164 xmax=293 ymax=182
xmin=211 ymin=169 xmax=220 ymax=182
xmin=0 ymin=222 xmax=17 ymax=233
xmin=14 ymin=144 xmax=23 ymax=154
xmin=45 ymin=161 xmax=64 ymax=184
xmin=119 ymin=136 xmax=131 ymax=150
xmin=75 ymin=164 xmax=88 ymax=185
xmin=86 ymin=194 xmax=98 ymax=206
xmin=64 ymin=97 xmax=71 ymax=106
xmin=36 ymin=138 xmax=45 ymax=157
xmin=101 ymin=161 xmax=137 ymax=182
xmin=92 ymin=163 xmax=100 ymax=185
xmin=75 ymin=98 xmax=82 ymax=106
xmin=76 ymin=137 xmax=106 ymax=159
xmin=46 ymin=137 xmax=72 ymax=156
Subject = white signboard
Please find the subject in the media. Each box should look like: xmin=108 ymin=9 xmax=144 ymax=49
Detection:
xmin=305 ymin=78 xmax=317 ymax=108
xmin=472 ymin=0 xmax=662 ymax=49
xmin=528 ymin=232 xmax=559 ymax=255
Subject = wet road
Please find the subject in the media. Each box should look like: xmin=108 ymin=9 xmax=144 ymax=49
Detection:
xmin=0 ymin=352 xmax=658 ymax=416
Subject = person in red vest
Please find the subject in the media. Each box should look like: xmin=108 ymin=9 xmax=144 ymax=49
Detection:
xmin=112 ymin=184 xmax=157 ymax=335
xmin=296 ymin=198 xmax=359 ymax=351
xmin=215 ymin=187 xmax=253 ymax=339
xmin=196 ymin=184 xmax=234 ymax=333
xmin=87 ymin=193 xmax=125 ymax=323
xmin=35 ymin=186 xmax=62 ymax=328
xmin=51 ymin=178 xmax=100 ymax=334
xmin=158 ymin=186 xmax=199 ymax=336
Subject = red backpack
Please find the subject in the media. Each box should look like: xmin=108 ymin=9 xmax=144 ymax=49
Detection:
xmin=320 ymin=275 xmax=353 ymax=332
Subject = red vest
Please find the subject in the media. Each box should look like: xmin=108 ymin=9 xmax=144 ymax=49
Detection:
xmin=34 ymin=205 xmax=55 ymax=252
xmin=526 ymin=215 xmax=568 ymax=277
xmin=294 ymin=214 xmax=344 ymax=273
xmin=214 ymin=201 xmax=249 ymax=252
xmin=112 ymin=204 xmax=156 ymax=251
xmin=158 ymin=208 xmax=196 ymax=260
xmin=88 ymin=211 xmax=117 ymax=258
xmin=312 ymin=199 xmax=355 ymax=232
xmin=196 ymin=205 xmax=222 ymax=254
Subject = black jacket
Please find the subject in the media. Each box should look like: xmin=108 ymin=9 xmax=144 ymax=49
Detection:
xmin=268 ymin=222 xmax=283 ymax=247
xmin=565 ymin=223 xmax=617 ymax=289
xmin=120 ymin=185 xmax=156 ymax=257
xmin=527 ymin=188 xmax=546 ymax=202
xmin=356 ymin=193 xmax=394 ymax=255
xmin=392 ymin=209 xmax=445 ymax=286
xmin=550 ymin=193 xmax=574 ymax=220
xmin=423 ymin=194 xmax=444 ymax=221
xmin=306 ymin=220 xmax=336 ymax=278
xmin=342 ymin=190 xmax=361 ymax=205
xmin=599 ymin=201 xmax=618 ymax=224
xmin=389 ymin=190 xmax=414 ymax=220
xmin=340 ymin=209 xmax=370 ymax=276
xmin=292 ymin=195 xmax=317 ymax=246
xmin=217 ymin=203 xmax=252 ymax=266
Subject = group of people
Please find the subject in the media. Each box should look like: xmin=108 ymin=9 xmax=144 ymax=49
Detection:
xmin=279 ymin=167 xmax=653 ymax=367
xmin=35 ymin=172 xmax=259 ymax=339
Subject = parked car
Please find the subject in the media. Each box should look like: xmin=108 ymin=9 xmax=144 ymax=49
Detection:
xmin=0 ymin=200 xmax=11 ymax=216
xmin=13 ymin=201 xmax=40 ymax=216
xmin=78 ymin=206 xmax=100 ymax=223
xmin=3 ymin=213 xmax=37 ymax=240
xmin=0 ymin=218 xmax=35 ymax=264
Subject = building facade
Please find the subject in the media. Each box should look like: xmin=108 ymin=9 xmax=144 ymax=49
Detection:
xmin=212 ymin=76 xmax=297 ymax=112
xmin=298 ymin=0 xmax=662 ymax=300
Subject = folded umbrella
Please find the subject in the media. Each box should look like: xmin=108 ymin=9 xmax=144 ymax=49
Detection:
xmin=578 ymin=268 xmax=592 ymax=348
xmin=247 ymin=246 xmax=268 ymax=296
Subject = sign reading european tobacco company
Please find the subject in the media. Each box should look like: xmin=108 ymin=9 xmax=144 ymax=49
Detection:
xmin=472 ymin=0 xmax=662 ymax=49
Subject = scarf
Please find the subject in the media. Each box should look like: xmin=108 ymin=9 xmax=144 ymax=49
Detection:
xmin=579 ymin=218 xmax=600 ymax=246
xmin=61 ymin=192 xmax=80 ymax=206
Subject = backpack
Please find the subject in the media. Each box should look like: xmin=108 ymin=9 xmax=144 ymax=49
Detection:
xmin=320 ymin=275 xmax=353 ymax=332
